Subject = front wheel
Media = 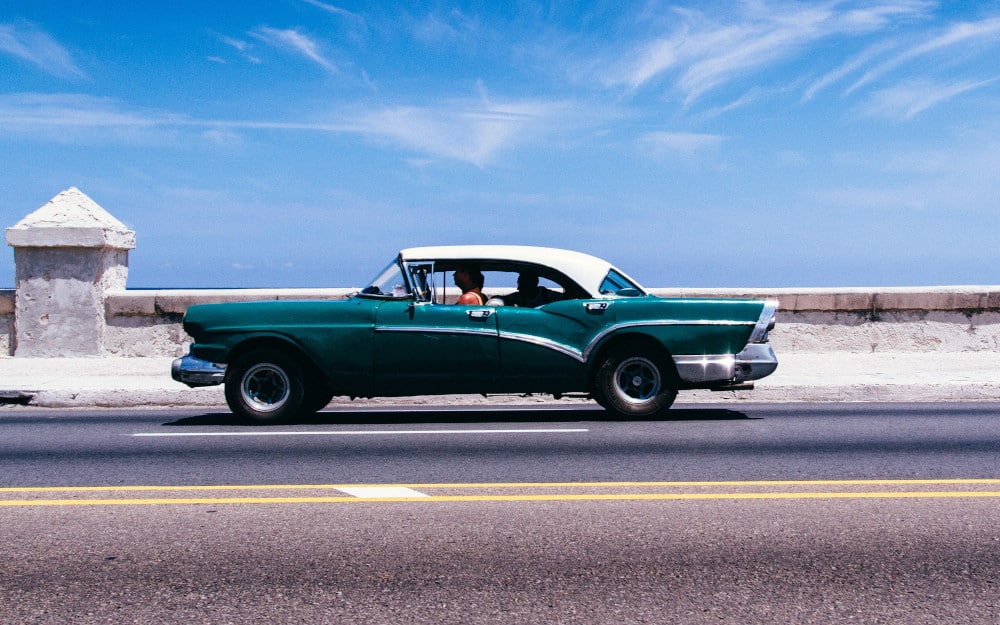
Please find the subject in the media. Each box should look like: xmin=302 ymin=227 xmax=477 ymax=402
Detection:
xmin=594 ymin=346 xmax=678 ymax=419
xmin=225 ymin=348 xmax=306 ymax=424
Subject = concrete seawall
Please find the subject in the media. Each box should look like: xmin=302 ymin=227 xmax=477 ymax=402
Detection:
xmin=653 ymin=287 xmax=1000 ymax=355
xmin=3 ymin=285 xmax=999 ymax=358
xmin=87 ymin=286 xmax=1000 ymax=358
xmin=0 ymin=289 xmax=12 ymax=356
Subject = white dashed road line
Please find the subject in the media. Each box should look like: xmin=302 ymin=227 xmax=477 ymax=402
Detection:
xmin=132 ymin=428 xmax=589 ymax=437
xmin=337 ymin=486 xmax=429 ymax=498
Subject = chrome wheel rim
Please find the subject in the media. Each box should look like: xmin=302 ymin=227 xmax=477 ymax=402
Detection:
xmin=613 ymin=357 xmax=661 ymax=405
xmin=241 ymin=363 xmax=290 ymax=412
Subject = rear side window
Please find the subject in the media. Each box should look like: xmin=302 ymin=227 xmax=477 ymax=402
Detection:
xmin=599 ymin=269 xmax=643 ymax=296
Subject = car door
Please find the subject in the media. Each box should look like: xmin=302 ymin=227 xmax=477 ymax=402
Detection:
xmin=373 ymin=299 xmax=500 ymax=395
xmin=493 ymin=301 xmax=608 ymax=392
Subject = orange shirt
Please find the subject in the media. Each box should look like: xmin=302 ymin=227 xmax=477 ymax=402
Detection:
xmin=457 ymin=290 xmax=485 ymax=305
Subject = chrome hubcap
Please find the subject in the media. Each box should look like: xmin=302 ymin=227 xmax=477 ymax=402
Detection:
xmin=241 ymin=363 xmax=290 ymax=412
xmin=614 ymin=357 xmax=661 ymax=404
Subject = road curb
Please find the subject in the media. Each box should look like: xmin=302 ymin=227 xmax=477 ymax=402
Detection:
xmin=11 ymin=383 xmax=1000 ymax=410
xmin=3 ymin=353 xmax=1000 ymax=410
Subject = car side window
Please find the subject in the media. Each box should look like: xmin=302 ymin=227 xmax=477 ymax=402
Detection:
xmin=599 ymin=269 xmax=643 ymax=296
xmin=410 ymin=264 xmax=583 ymax=305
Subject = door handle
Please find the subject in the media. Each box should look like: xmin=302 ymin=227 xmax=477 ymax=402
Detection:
xmin=467 ymin=309 xmax=493 ymax=320
xmin=585 ymin=302 xmax=609 ymax=314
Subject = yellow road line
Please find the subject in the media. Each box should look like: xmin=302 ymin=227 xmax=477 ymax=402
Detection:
xmin=4 ymin=479 xmax=1000 ymax=507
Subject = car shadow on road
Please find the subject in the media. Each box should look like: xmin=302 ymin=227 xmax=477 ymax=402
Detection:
xmin=162 ymin=407 xmax=752 ymax=427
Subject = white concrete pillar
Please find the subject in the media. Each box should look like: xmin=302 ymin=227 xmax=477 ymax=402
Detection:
xmin=5 ymin=188 xmax=136 ymax=356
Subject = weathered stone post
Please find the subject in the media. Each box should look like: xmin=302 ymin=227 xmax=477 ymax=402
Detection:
xmin=5 ymin=188 xmax=136 ymax=356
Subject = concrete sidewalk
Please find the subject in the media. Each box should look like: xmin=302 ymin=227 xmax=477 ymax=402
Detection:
xmin=2 ymin=352 xmax=1000 ymax=409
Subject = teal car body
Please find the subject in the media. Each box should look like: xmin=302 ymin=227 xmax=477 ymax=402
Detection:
xmin=173 ymin=245 xmax=778 ymax=423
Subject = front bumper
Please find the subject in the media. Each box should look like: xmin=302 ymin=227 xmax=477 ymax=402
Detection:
xmin=171 ymin=354 xmax=227 ymax=388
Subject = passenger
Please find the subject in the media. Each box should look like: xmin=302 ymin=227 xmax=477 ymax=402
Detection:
xmin=508 ymin=272 xmax=558 ymax=307
xmin=453 ymin=266 xmax=486 ymax=305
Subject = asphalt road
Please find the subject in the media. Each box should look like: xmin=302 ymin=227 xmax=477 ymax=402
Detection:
xmin=2 ymin=402 xmax=1000 ymax=486
xmin=2 ymin=402 xmax=1000 ymax=624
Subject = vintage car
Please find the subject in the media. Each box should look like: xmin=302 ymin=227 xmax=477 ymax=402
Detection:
xmin=172 ymin=245 xmax=778 ymax=423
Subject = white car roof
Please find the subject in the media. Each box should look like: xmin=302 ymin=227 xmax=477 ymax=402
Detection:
xmin=399 ymin=245 xmax=644 ymax=296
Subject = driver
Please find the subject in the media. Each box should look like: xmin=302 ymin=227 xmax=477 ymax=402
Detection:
xmin=454 ymin=266 xmax=486 ymax=305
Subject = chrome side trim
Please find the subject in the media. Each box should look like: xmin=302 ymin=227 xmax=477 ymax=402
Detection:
xmin=377 ymin=319 xmax=762 ymax=365
xmin=375 ymin=326 xmax=499 ymax=339
xmin=376 ymin=326 xmax=587 ymax=361
xmin=499 ymin=332 xmax=586 ymax=362
xmin=580 ymin=319 xmax=754 ymax=361
xmin=748 ymin=300 xmax=779 ymax=344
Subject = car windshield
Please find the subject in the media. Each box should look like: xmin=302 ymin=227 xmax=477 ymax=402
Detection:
xmin=356 ymin=260 xmax=411 ymax=299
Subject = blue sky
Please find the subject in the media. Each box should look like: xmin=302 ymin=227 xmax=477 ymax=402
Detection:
xmin=2 ymin=1 xmax=999 ymax=289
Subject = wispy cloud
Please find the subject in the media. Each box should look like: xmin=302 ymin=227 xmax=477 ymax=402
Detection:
xmin=609 ymin=2 xmax=930 ymax=105
xmin=251 ymin=26 xmax=337 ymax=72
xmin=0 ymin=93 xmax=159 ymax=130
xmin=808 ymin=141 xmax=1000 ymax=213
xmin=802 ymin=41 xmax=894 ymax=102
xmin=300 ymin=0 xmax=363 ymax=21
xmin=0 ymin=21 xmax=87 ymax=79
xmin=410 ymin=9 xmax=480 ymax=44
xmin=0 ymin=93 xmax=332 ymax=138
xmin=847 ymin=16 xmax=1000 ymax=93
xmin=218 ymin=35 xmax=261 ymax=64
xmin=640 ymin=131 xmax=724 ymax=154
xmin=343 ymin=98 xmax=570 ymax=167
xmin=861 ymin=77 xmax=999 ymax=119
xmin=0 ymin=91 xmax=579 ymax=167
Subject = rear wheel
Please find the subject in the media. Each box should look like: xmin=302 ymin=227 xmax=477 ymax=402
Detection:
xmin=225 ymin=348 xmax=306 ymax=424
xmin=594 ymin=345 xmax=677 ymax=419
